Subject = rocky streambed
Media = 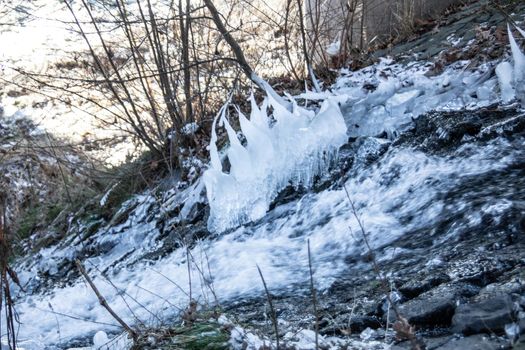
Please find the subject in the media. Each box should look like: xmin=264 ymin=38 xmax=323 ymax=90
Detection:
xmin=223 ymin=105 xmax=525 ymax=349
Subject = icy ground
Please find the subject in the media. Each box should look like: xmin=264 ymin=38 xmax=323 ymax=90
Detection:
xmin=3 ymin=23 xmax=525 ymax=350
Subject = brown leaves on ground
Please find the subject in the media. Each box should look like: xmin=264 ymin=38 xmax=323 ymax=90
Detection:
xmin=393 ymin=316 xmax=415 ymax=341
xmin=182 ymin=300 xmax=198 ymax=326
xmin=393 ymin=316 xmax=426 ymax=350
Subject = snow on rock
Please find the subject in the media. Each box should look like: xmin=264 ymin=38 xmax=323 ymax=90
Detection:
xmin=93 ymin=331 xmax=109 ymax=349
xmin=204 ymin=90 xmax=347 ymax=233
xmin=333 ymin=57 xmax=504 ymax=138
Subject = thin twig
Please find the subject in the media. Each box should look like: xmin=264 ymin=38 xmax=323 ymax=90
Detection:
xmin=343 ymin=185 xmax=423 ymax=350
xmin=256 ymin=265 xmax=280 ymax=350
xmin=307 ymin=240 xmax=319 ymax=350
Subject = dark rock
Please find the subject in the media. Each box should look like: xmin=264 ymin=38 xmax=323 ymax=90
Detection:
xmin=108 ymin=200 xmax=138 ymax=226
xmin=394 ymin=107 xmax=524 ymax=154
xmin=391 ymin=336 xmax=451 ymax=350
xmin=475 ymin=280 xmax=524 ymax=302
xmin=269 ymin=184 xmax=305 ymax=210
xmin=397 ymin=295 xmax=455 ymax=327
xmin=399 ymin=273 xmax=451 ymax=299
xmin=185 ymin=201 xmax=206 ymax=224
xmin=446 ymin=255 xmax=511 ymax=287
xmin=319 ymin=315 xmax=383 ymax=335
xmin=348 ymin=315 xmax=383 ymax=332
xmin=394 ymin=283 xmax=480 ymax=327
xmin=451 ymin=295 xmax=515 ymax=335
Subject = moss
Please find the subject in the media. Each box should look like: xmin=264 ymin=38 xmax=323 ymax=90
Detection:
xmin=171 ymin=323 xmax=230 ymax=350
xmin=132 ymin=321 xmax=230 ymax=350
xmin=16 ymin=206 xmax=40 ymax=240
xmin=46 ymin=204 xmax=64 ymax=222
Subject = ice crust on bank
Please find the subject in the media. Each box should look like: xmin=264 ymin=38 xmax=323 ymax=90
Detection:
xmin=328 ymin=56 xmax=507 ymax=139
xmin=298 ymin=25 xmax=524 ymax=141
xmin=203 ymin=92 xmax=348 ymax=233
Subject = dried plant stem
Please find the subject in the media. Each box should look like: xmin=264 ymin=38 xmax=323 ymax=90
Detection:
xmin=75 ymin=259 xmax=138 ymax=341
xmin=343 ymin=185 xmax=423 ymax=350
xmin=0 ymin=193 xmax=21 ymax=350
xmin=186 ymin=246 xmax=193 ymax=302
xmin=256 ymin=265 xmax=280 ymax=349
xmin=307 ymin=240 xmax=319 ymax=350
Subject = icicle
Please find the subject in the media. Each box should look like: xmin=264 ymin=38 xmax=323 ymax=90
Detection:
xmin=514 ymin=24 xmax=525 ymax=39
xmin=251 ymin=73 xmax=292 ymax=110
xmin=496 ymin=62 xmax=515 ymax=103
xmin=508 ymin=24 xmax=525 ymax=77
xmin=203 ymin=87 xmax=348 ymax=233
xmin=249 ymin=92 xmax=270 ymax=130
xmin=309 ymin=65 xmax=322 ymax=93
xmin=223 ymin=117 xmax=251 ymax=181
xmin=508 ymin=24 xmax=525 ymax=103
xmin=209 ymin=105 xmax=226 ymax=171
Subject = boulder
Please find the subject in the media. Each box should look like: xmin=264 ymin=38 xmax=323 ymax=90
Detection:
xmin=452 ymin=295 xmax=515 ymax=335
xmin=393 ymin=283 xmax=479 ymax=327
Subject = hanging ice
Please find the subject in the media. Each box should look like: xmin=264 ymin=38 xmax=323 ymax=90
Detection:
xmin=508 ymin=24 xmax=525 ymax=103
xmin=204 ymin=91 xmax=347 ymax=233
xmin=496 ymin=62 xmax=515 ymax=103
xmin=496 ymin=24 xmax=525 ymax=104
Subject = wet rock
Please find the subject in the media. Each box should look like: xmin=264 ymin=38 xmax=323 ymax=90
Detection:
xmin=475 ymin=280 xmax=524 ymax=301
xmin=394 ymin=283 xmax=480 ymax=327
xmin=391 ymin=336 xmax=451 ymax=350
xmin=446 ymin=255 xmax=511 ymax=287
xmin=185 ymin=201 xmax=206 ymax=224
xmin=320 ymin=315 xmax=383 ymax=335
xmin=108 ymin=200 xmax=138 ymax=226
xmin=395 ymin=107 xmax=524 ymax=154
xmin=399 ymin=273 xmax=450 ymax=299
xmin=353 ymin=137 xmax=391 ymax=166
xmin=452 ymin=295 xmax=515 ymax=335
xmin=268 ymin=184 xmax=305 ymax=210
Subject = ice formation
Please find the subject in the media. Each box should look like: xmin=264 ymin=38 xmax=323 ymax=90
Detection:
xmin=203 ymin=91 xmax=347 ymax=233
xmin=496 ymin=24 xmax=525 ymax=104
xmin=496 ymin=61 xmax=515 ymax=103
